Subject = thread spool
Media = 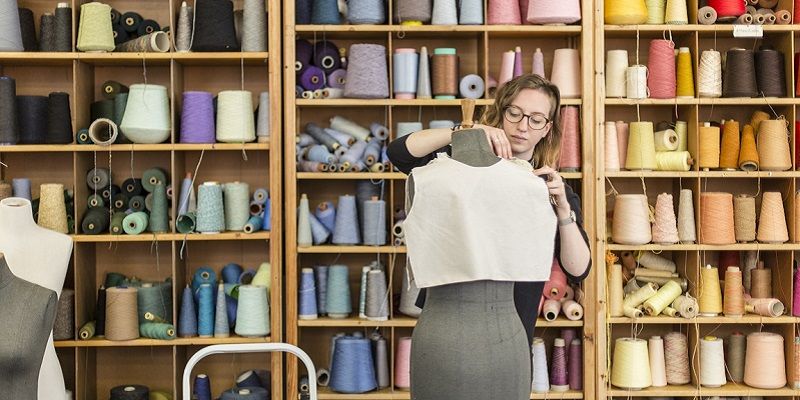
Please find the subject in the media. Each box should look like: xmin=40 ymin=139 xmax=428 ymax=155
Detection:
xmin=77 ymin=2 xmax=115 ymax=52
xmin=698 ymin=50 xmax=723 ymax=98
xmin=699 ymin=265 xmax=723 ymax=316
xmin=723 ymin=266 xmax=746 ymax=317
xmin=698 ymin=122 xmax=721 ymax=169
xmin=625 ymin=121 xmax=656 ymax=170
xmin=459 ymin=74 xmax=485 ymax=99
xmin=559 ymin=106 xmax=581 ymax=171
xmin=751 ymin=262 xmax=773 ymax=298
xmin=531 ymin=337 xmax=549 ymax=393
xmin=604 ymin=122 xmax=621 ymax=171
xmin=431 ymin=48 xmax=458 ymax=99
xmin=299 ymin=268 xmax=318 ymax=319
xmin=365 ymin=270 xmax=389 ymax=320
xmin=651 ymin=193 xmax=678 ymax=244
xmin=758 ymin=192 xmax=789 ymax=243
xmin=718 ymin=120 xmax=741 ymax=170
xmin=327 ymin=265 xmax=352 ymax=318
xmin=744 ymin=332 xmax=787 ymax=388
xmin=551 ymin=49 xmax=581 ymax=98
xmin=664 ymin=332 xmax=690 ymax=384
xmin=758 ymin=119 xmax=792 ymax=171
xmin=755 ymin=47 xmax=786 ymax=97
xmin=723 ymin=48 xmax=758 ymax=97
xmin=734 ymin=194 xmax=757 ymax=242
xmin=38 ymin=183 xmax=68 ymax=233
xmin=606 ymin=50 xmax=629 ymax=98
xmin=196 ymin=182 xmax=225 ymax=233
xmin=120 ymin=84 xmax=171 ymax=144
xmin=643 ymin=281 xmax=682 ymax=316
xmin=648 ymin=336 xmax=667 ymax=387
xmin=344 ymin=44 xmax=389 ymax=99
xmin=105 ymin=287 xmax=139 ymax=341
xmin=235 ymin=285 xmax=269 ymax=337
xmin=647 ymin=40 xmax=676 ymax=99
xmin=116 ymin=32 xmax=170 ymax=53
xmin=549 ymin=338 xmax=569 ymax=392
xmin=542 ymin=299 xmax=561 ymax=321
xmin=362 ymin=197 xmax=386 ymax=245
xmin=655 ymin=151 xmax=692 ymax=171
xmin=611 ymin=338 xmax=651 ymax=389
xmin=110 ymin=385 xmax=149 ymax=400
xmin=545 ymin=259 xmax=568 ymax=300
xmin=605 ymin=0 xmax=648 ymax=24
xmin=700 ymin=192 xmax=736 ymax=245
xmin=393 ymin=49 xmax=419 ymax=100
xmin=623 ymin=282 xmax=658 ymax=311
xmin=612 ymin=194 xmax=651 ymax=245
xmin=0 ymin=77 xmax=18 ymax=144
xmin=739 ymin=124 xmax=760 ymax=170
xmin=332 ymin=195 xmax=360 ymax=244
xmin=700 ymin=336 xmax=726 ymax=387
xmin=746 ymin=297 xmax=785 ymax=316
xmin=697 ymin=5 xmax=718 ymax=24
xmin=727 ymin=332 xmax=746 ymax=383
xmin=608 ymin=264 xmax=625 ymax=317
xmin=17 ymin=96 xmax=48 ymax=144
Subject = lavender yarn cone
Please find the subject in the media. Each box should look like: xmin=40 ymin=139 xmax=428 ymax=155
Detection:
xmin=180 ymin=91 xmax=215 ymax=143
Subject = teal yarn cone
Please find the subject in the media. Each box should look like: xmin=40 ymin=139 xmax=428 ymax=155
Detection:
xmin=197 ymin=283 xmax=215 ymax=337
xmin=235 ymin=285 xmax=270 ymax=337
xmin=122 ymin=211 xmax=148 ymax=234
xmin=176 ymin=212 xmax=196 ymax=233
xmin=105 ymin=272 xmax=127 ymax=288
xmin=196 ymin=182 xmax=225 ymax=233
xmin=148 ymin=182 xmax=168 ymax=233
xmin=139 ymin=322 xmax=176 ymax=340
xmin=142 ymin=167 xmax=167 ymax=193
xmin=326 ymin=265 xmax=352 ymax=318
xmin=178 ymin=285 xmax=197 ymax=337
xmin=243 ymin=215 xmax=262 ymax=233
xmin=214 ymin=283 xmax=230 ymax=338
xmin=136 ymin=282 xmax=172 ymax=325
xmin=192 ymin=266 xmax=218 ymax=302
xmin=128 ymin=195 xmax=145 ymax=212
xmin=223 ymin=181 xmax=250 ymax=231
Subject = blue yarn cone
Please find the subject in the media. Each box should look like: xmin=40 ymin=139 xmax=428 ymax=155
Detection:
xmin=315 ymin=200 xmax=336 ymax=232
xmin=197 ymin=283 xmax=215 ymax=337
xmin=299 ymin=268 xmax=318 ymax=319
xmin=311 ymin=0 xmax=341 ymax=24
xmin=315 ymin=265 xmax=329 ymax=315
xmin=226 ymin=294 xmax=238 ymax=328
xmin=178 ymin=286 xmax=198 ymax=337
xmin=262 ymin=197 xmax=271 ymax=231
xmin=214 ymin=283 xmax=229 ymax=337
xmin=193 ymin=374 xmax=212 ymax=400
xmin=332 ymin=195 xmax=360 ymax=245
xmin=222 ymin=263 xmax=243 ymax=284
xmin=192 ymin=266 xmax=217 ymax=303
xmin=326 ymin=265 xmax=352 ymax=318
xmin=329 ymin=336 xmax=377 ymax=393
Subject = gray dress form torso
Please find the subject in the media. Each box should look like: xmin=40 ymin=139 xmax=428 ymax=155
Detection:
xmin=408 ymin=129 xmax=531 ymax=400
xmin=0 ymin=257 xmax=58 ymax=400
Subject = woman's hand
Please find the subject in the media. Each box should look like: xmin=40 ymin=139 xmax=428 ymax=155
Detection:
xmin=473 ymin=123 xmax=512 ymax=159
xmin=533 ymin=166 xmax=571 ymax=217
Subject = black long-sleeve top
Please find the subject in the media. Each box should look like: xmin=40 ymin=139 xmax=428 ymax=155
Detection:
xmin=387 ymin=134 xmax=592 ymax=344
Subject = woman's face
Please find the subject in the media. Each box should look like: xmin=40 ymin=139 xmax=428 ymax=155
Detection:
xmin=501 ymin=88 xmax=554 ymax=161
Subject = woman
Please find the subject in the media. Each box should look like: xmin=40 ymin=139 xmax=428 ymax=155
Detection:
xmin=387 ymin=74 xmax=591 ymax=399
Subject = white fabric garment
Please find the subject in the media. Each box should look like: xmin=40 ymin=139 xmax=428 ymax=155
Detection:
xmin=403 ymin=153 xmax=557 ymax=288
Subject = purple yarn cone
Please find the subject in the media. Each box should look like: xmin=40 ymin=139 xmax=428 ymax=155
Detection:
xmin=550 ymin=338 xmax=569 ymax=390
xmin=180 ymin=91 xmax=215 ymax=143
xmin=568 ymin=339 xmax=583 ymax=390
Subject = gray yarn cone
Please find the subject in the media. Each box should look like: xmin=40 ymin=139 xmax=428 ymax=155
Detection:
xmin=242 ymin=0 xmax=267 ymax=52
xmin=176 ymin=2 xmax=193 ymax=52
xmin=417 ymin=46 xmax=432 ymax=99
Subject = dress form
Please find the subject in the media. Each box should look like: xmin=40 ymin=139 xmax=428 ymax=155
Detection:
xmin=0 ymin=197 xmax=73 ymax=400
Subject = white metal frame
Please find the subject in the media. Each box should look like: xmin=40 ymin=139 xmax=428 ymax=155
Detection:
xmin=182 ymin=343 xmax=318 ymax=400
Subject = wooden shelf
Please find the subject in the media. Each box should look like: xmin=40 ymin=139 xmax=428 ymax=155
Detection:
xmin=607 ymin=384 xmax=699 ymax=397
xmin=604 ymin=97 xmax=798 ymax=106
xmin=298 ymin=317 xmax=583 ymax=328
xmin=606 ymin=383 xmax=796 ymax=397
xmin=295 ymin=24 xmax=581 ymax=35
xmin=604 ymin=24 xmax=800 ymax=32
xmin=0 ymin=143 xmax=269 ymax=152
xmin=297 ymin=245 xmax=406 ymax=254
xmin=297 ymin=172 xmax=407 ymax=180
xmin=608 ymin=315 xmax=797 ymax=324
xmin=606 ymin=243 xmax=800 ymax=251
xmin=296 ymin=98 xmax=582 ymax=106
xmin=605 ymin=170 xmax=798 ymax=178
xmin=71 ymin=231 xmax=270 ymax=243
xmin=55 ymin=335 xmax=271 ymax=348
xmin=315 ymin=387 xmax=583 ymax=399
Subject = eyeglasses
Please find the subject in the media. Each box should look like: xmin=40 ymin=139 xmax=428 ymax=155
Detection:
xmin=503 ymin=106 xmax=550 ymax=130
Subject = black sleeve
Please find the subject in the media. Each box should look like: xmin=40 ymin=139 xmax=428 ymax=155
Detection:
xmin=386 ymin=134 xmax=448 ymax=175
xmin=554 ymin=182 xmax=592 ymax=283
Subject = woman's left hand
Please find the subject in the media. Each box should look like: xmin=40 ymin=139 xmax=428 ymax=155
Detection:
xmin=533 ymin=166 xmax=570 ymax=217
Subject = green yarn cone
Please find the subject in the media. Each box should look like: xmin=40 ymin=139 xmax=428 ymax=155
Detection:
xmin=148 ymin=182 xmax=168 ymax=233
xmin=122 ymin=211 xmax=148 ymax=234
xmin=110 ymin=212 xmax=126 ymax=234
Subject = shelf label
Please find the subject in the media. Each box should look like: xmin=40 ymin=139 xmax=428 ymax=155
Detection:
xmin=733 ymin=25 xmax=763 ymax=38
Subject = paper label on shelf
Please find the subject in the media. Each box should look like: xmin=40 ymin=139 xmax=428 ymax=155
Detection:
xmin=733 ymin=25 xmax=763 ymax=38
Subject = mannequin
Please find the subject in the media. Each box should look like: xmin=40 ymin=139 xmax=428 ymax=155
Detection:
xmin=0 ymin=197 xmax=73 ymax=400
xmin=0 ymin=255 xmax=58 ymax=399
xmin=408 ymin=125 xmax=534 ymax=399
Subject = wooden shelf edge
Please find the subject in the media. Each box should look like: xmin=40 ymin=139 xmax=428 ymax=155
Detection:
xmin=605 ymin=171 xmax=799 ymax=178
xmin=315 ymin=387 xmax=582 ymax=399
xmin=55 ymin=335 xmax=271 ymax=348
xmin=297 ymin=245 xmax=406 ymax=253
xmin=608 ymin=383 xmax=795 ymax=397
xmin=297 ymin=317 xmax=583 ymax=328
xmin=0 ymin=143 xmax=269 ymax=152
xmin=606 ymin=243 xmax=800 ymax=251
xmin=294 ymin=24 xmax=581 ymax=33
xmin=72 ymin=231 xmax=271 ymax=242
xmin=297 ymin=172 xmax=407 ymax=180
xmin=605 ymin=97 xmax=799 ymax=106
xmin=608 ymin=315 xmax=797 ymax=324
xmin=295 ymin=98 xmax=582 ymax=106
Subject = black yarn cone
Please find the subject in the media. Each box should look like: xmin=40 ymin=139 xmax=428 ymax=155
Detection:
xmin=46 ymin=92 xmax=73 ymax=144
xmin=191 ymin=0 xmax=239 ymax=52
xmin=17 ymin=95 xmax=48 ymax=144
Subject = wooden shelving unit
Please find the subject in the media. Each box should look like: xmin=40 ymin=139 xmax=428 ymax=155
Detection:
xmin=4 ymin=0 xmax=282 ymax=398
xmin=595 ymin=0 xmax=800 ymax=398
xmin=284 ymin=2 xmax=596 ymax=400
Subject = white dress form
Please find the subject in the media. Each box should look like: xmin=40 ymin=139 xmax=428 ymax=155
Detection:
xmin=0 ymin=197 xmax=73 ymax=400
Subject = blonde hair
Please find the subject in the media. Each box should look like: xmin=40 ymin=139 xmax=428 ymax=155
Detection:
xmin=479 ymin=74 xmax=562 ymax=169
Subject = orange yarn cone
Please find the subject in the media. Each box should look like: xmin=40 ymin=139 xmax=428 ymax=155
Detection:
xmin=750 ymin=110 xmax=770 ymax=133
xmin=738 ymin=124 xmax=759 ymax=171
xmin=719 ymin=120 xmax=740 ymax=170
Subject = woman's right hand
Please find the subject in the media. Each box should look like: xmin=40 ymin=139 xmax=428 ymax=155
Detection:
xmin=473 ymin=123 xmax=512 ymax=159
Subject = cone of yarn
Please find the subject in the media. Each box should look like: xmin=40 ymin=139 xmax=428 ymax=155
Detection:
xmin=605 ymin=0 xmax=647 ymax=24
xmin=677 ymin=189 xmax=696 ymax=243
xmin=612 ymin=194 xmax=652 ymax=245
xmin=299 ymin=268 xmax=318 ymax=319
xmin=223 ymin=182 xmax=250 ymax=231
xmin=652 ymin=193 xmax=678 ymax=244
xmin=664 ymin=0 xmax=688 ymax=23
xmin=332 ymin=195 xmax=360 ymax=244
xmin=645 ymin=0 xmax=665 ymax=23
xmin=120 ymin=84 xmax=171 ymax=144
xmin=615 ymin=121 xmax=629 ymax=169
xmin=647 ymin=40 xmax=676 ymax=99
xmin=192 ymin=0 xmax=238 ymax=51
xmin=699 ymin=192 xmax=735 ymax=245
xmin=105 ymin=287 xmax=139 ymax=341
xmin=298 ymin=194 xmax=312 ymax=247
xmin=531 ymin=337 xmax=549 ymax=393
xmin=726 ymin=332 xmax=746 ymax=383
xmin=795 ymin=192 xmax=800 ymax=243
xmin=738 ymin=124 xmax=760 ymax=171
xmin=487 ymin=0 xmax=521 ymax=24
xmin=216 ymin=91 xmax=256 ymax=143
xmin=608 ymin=264 xmax=624 ymax=317
xmin=431 ymin=0 xmax=458 ymax=24
xmin=344 ymin=44 xmax=389 ymax=99
xmin=532 ymin=48 xmax=546 ymax=79
xmin=723 ymin=48 xmax=758 ymax=97
xmin=758 ymin=192 xmax=789 ymax=243
xmin=611 ymin=338 xmax=651 ymax=389
xmin=699 ymin=336 xmax=726 ymax=387
xmin=148 ymin=183 xmax=168 ymax=233
xmin=648 ymin=336 xmax=667 ymax=387
xmin=750 ymin=262 xmax=773 ymax=299
xmin=604 ymin=122 xmax=621 ymax=171
xmin=698 ymin=265 xmax=723 ymax=316
xmin=734 ymin=194 xmax=757 ymax=242
xmin=758 ymin=119 xmax=792 ymax=171
xmin=559 ymin=106 xmax=581 ymax=170
xmin=746 ymin=297 xmax=784 ymax=316
xmin=38 ymin=183 xmax=68 ymax=233
xmin=77 ymin=2 xmax=114 ymax=52
xmin=549 ymin=338 xmax=569 ymax=391
xmin=699 ymin=123 xmax=720 ymax=169
xmin=625 ymin=121 xmax=657 ymax=170
xmin=752 ymin=110 xmax=770 ymax=132
xmin=676 ymin=47 xmax=694 ymax=97
xmin=664 ymin=332 xmax=690 ymax=384
xmin=544 ymin=259 xmax=568 ymax=300
xmin=526 ymin=0 xmax=581 ymax=24
xmin=606 ymin=50 xmax=629 ymax=98
xmin=698 ymin=50 xmax=723 ymax=98
xmin=551 ymin=49 xmax=581 ymax=98
xmin=196 ymin=182 xmax=225 ymax=233
xmin=744 ymin=332 xmax=786 ymax=389
xmin=723 ymin=267 xmax=746 ymax=317
xmin=719 ymin=120 xmax=741 ymax=170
